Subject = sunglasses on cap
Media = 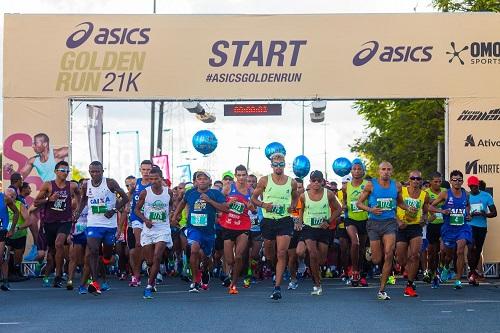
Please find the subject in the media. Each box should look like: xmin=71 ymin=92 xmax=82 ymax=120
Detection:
xmin=56 ymin=168 xmax=70 ymax=173
xmin=271 ymin=162 xmax=286 ymax=168
xmin=409 ymin=176 xmax=422 ymax=181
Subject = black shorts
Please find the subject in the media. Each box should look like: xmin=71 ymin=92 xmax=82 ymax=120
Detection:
xmin=396 ymin=224 xmax=423 ymax=243
xmin=215 ymin=229 xmax=224 ymax=251
xmin=344 ymin=218 xmax=368 ymax=236
xmin=300 ymin=226 xmax=330 ymax=245
xmin=127 ymin=226 xmax=137 ymax=249
xmin=221 ymin=227 xmax=249 ymax=242
xmin=427 ymin=223 xmax=442 ymax=244
xmin=44 ymin=221 xmax=72 ymax=249
xmin=288 ymin=230 xmax=303 ymax=249
xmin=250 ymin=231 xmax=263 ymax=243
xmin=471 ymin=226 xmax=487 ymax=253
xmin=261 ymin=217 xmax=294 ymax=241
xmin=7 ymin=236 xmax=27 ymax=250
xmin=0 ymin=229 xmax=7 ymax=243
xmin=335 ymin=227 xmax=349 ymax=239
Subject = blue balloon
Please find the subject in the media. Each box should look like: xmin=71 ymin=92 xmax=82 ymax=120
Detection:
xmin=292 ymin=155 xmax=310 ymax=178
xmin=264 ymin=142 xmax=286 ymax=160
xmin=332 ymin=157 xmax=352 ymax=177
xmin=192 ymin=130 xmax=218 ymax=155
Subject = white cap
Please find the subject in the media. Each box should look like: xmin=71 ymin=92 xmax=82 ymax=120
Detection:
xmin=194 ymin=170 xmax=211 ymax=180
xmin=341 ymin=175 xmax=352 ymax=183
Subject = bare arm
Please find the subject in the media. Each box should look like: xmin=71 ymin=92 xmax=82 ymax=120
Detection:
xmin=5 ymin=196 xmax=19 ymax=237
xmin=328 ymin=190 xmax=342 ymax=223
xmin=172 ymin=197 xmax=187 ymax=226
xmin=251 ymin=176 xmax=272 ymax=212
xmin=74 ymin=181 xmax=88 ymax=220
xmin=19 ymin=156 xmax=36 ymax=179
xmin=34 ymin=181 xmax=52 ymax=207
xmin=54 ymin=147 xmax=69 ymax=160
xmin=356 ymin=181 xmax=373 ymax=213
xmin=429 ymin=191 xmax=448 ymax=214
xmin=289 ymin=179 xmax=299 ymax=213
xmin=108 ymin=178 xmax=129 ymax=212
xmin=134 ymin=190 xmax=151 ymax=228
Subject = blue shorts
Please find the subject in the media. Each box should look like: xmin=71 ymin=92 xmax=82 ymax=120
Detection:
xmin=187 ymin=227 xmax=215 ymax=256
xmin=86 ymin=227 xmax=117 ymax=246
xmin=420 ymin=238 xmax=429 ymax=253
xmin=72 ymin=233 xmax=87 ymax=246
xmin=441 ymin=223 xmax=472 ymax=249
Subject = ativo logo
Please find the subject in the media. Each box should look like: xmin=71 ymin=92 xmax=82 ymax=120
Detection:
xmin=66 ymin=22 xmax=151 ymax=49
xmin=352 ymin=41 xmax=433 ymax=66
xmin=465 ymin=159 xmax=500 ymax=174
xmin=465 ymin=134 xmax=500 ymax=147
xmin=457 ymin=109 xmax=500 ymax=121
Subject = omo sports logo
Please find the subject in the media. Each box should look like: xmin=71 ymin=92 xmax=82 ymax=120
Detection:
xmin=352 ymin=41 xmax=433 ymax=66
xmin=66 ymin=21 xmax=151 ymax=49
xmin=447 ymin=41 xmax=500 ymax=65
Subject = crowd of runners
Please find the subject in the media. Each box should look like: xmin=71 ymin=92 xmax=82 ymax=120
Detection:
xmin=0 ymin=153 xmax=496 ymax=301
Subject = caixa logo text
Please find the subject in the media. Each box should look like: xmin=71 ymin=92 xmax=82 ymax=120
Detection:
xmin=66 ymin=22 xmax=151 ymax=49
xmin=353 ymin=41 xmax=433 ymax=66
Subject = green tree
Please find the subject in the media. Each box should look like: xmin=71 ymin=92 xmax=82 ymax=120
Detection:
xmin=433 ymin=0 xmax=499 ymax=12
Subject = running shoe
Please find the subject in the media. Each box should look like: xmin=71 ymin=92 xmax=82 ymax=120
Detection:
xmin=325 ymin=267 xmax=333 ymax=278
xmin=201 ymin=270 xmax=211 ymax=286
xmin=119 ymin=272 xmax=127 ymax=281
xmin=66 ymin=279 xmax=74 ymax=291
xmin=311 ymin=286 xmax=323 ymax=296
xmin=288 ymin=280 xmax=298 ymax=290
xmin=101 ymin=282 xmax=110 ymax=291
xmin=222 ymin=276 xmax=231 ymax=287
xmin=143 ymin=287 xmax=153 ymax=299
xmin=431 ymin=275 xmax=440 ymax=289
xmin=377 ymin=291 xmax=391 ymax=300
xmin=78 ymin=285 xmax=88 ymax=294
xmin=0 ymin=282 xmax=11 ymax=291
xmin=270 ymin=286 xmax=282 ymax=300
xmin=229 ymin=285 xmax=239 ymax=295
xmin=360 ymin=277 xmax=369 ymax=287
xmin=201 ymin=283 xmax=209 ymax=290
xmin=129 ymin=276 xmax=140 ymax=287
xmin=243 ymin=278 xmax=251 ymax=288
xmin=42 ymin=276 xmax=51 ymax=287
xmin=351 ymin=272 xmax=360 ymax=287
xmin=468 ymin=271 xmax=479 ymax=286
xmin=387 ymin=275 xmax=396 ymax=285
xmin=454 ymin=280 xmax=462 ymax=290
xmin=423 ymin=270 xmax=432 ymax=284
xmin=156 ymin=272 xmax=163 ymax=284
xmin=151 ymin=285 xmax=158 ymax=292
xmin=88 ymin=281 xmax=102 ymax=295
xmin=188 ymin=282 xmax=201 ymax=293
xmin=404 ymin=285 xmax=418 ymax=297
xmin=441 ymin=267 xmax=450 ymax=282
xmin=53 ymin=276 xmax=63 ymax=288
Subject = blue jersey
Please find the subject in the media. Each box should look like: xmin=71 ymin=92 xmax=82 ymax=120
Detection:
xmin=468 ymin=190 xmax=493 ymax=228
xmin=443 ymin=188 xmax=468 ymax=227
xmin=129 ymin=178 xmax=151 ymax=223
xmin=368 ymin=179 xmax=398 ymax=220
xmin=0 ymin=193 xmax=10 ymax=229
xmin=185 ymin=188 xmax=225 ymax=235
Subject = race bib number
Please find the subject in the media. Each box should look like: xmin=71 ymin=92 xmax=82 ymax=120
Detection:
xmin=376 ymin=198 xmax=394 ymax=211
xmin=404 ymin=198 xmax=420 ymax=221
xmin=470 ymin=203 xmax=483 ymax=214
xmin=51 ymin=197 xmax=67 ymax=211
xmin=251 ymin=216 xmax=259 ymax=226
xmin=229 ymin=201 xmax=245 ymax=215
xmin=450 ymin=213 xmax=465 ymax=226
xmin=271 ymin=204 xmax=286 ymax=215
xmin=190 ymin=213 xmax=208 ymax=227
xmin=310 ymin=217 xmax=324 ymax=226
xmin=75 ymin=224 xmax=86 ymax=233
xmin=350 ymin=201 xmax=362 ymax=213
xmin=91 ymin=204 xmax=107 ymax=214
xmin=149 ymin=211 xmax=167 ymax=223
xmin=434 ymin=212 xmax=443 ymax=219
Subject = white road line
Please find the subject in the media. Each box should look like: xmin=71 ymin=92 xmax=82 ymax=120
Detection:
xmin=441 ymin=311 xmax=452 ymax=313
xmin=0 ymin=322 xmax=21 ymax=325
xmin=422 ymin=300 xmax=500 ymax=303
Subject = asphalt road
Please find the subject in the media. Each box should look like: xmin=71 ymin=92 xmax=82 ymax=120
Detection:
xmin=1 ymin=276 xmax=500 ymax=333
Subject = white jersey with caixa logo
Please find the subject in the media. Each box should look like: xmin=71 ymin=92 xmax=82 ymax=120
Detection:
xmin=143 ymin=186 xmax=171 ymax=232
xmin=86 ymin=178 xmax=117 ymax=228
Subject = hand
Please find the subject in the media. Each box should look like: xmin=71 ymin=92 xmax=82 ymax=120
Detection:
xmin=144 ymin=219 xmax=153 ymax=229
xmin=471 ymin=211 xmax=485 ymax=217
xmin=370 ymin=207 xmax=383 ymax=215
xmin=200 ymin=193 xmax=210 ymax=202
xmin=48 ymin=192 xmax=60 ymax=202
xmin=246 ymin=201 xmax=256 ymax=212
xmin=428 ymin=213 xmax=436 ymax=222
xmin=406 ymin=206 xmax=417 ymax=215
xmin=6 ymin=230 xmax=13 ymax=238
xmin=398 ymin=221 xmax=407 ymax=229
xmin=320 ymin=221 xmax=330 ymax=229
xmin=3 ymin=163 xmax=14 ymax=178
xmin=441 ymin=209 xmax=451 ymax=215
xmin=293 ymin=218 xmax=303 ymax=231
xmin=228 ymin=197 xmax=238 ymax=205
xmin=104 ymin=210 xmax=115 ymax=219
xmin=262 ymin=203 xmax=273 ymax=212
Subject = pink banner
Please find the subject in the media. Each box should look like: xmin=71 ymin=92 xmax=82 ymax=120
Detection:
xmin=152 ymin=155 xmax=170 ymax=182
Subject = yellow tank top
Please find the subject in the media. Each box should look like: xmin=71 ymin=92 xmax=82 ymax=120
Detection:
xmin=396 ymin=187 xmax=426 ymax=225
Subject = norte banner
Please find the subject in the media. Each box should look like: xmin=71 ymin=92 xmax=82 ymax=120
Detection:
xmin=3 ymin=14 xmax=500 ymax=100
xmin=87 ymin=104 xmax=103 ymax=163
xmin=448 ymin=97 xmax=500 ymax=263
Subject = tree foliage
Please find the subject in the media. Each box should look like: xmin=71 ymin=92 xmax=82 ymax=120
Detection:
xmin=433 ymin=0 xmax=499 ymax=12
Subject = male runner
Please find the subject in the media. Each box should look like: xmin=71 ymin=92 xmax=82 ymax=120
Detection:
xmin=76 ymin=161 xmax=128 ymax=295
xmin=395 ymin=170 xmax=430 ymax=297
xmin=299 ymin=171 xmax=341 ymax=295
xmin=134 ymin=166 xmax=173 ymax=299
xmin=34 ymin=161 xmax=80 ymax=288
xmin=356 ymin=161 xmax=414 ymax=300
xmin=288 ymin=177 xmax=306 ymax=291
xmin=429 ymin=170 xmax=471 ymax=290
xmin=246 ymin=174 xmax=262 ymax=286
xmin=128 ymin=161 xmax=152 ymax=287
xmin=251 ymin=153 xmax=298 ymax=300
xmin=466 ymin=175 xmax=496 ymax=286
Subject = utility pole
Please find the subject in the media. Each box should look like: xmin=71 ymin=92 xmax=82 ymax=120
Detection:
xmin=156 ymin=101 xmax=164 ymax=155
xmin=238 ymin=146 xmax=260 ymax=171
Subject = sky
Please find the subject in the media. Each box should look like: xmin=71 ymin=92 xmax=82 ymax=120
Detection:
xmin=1 ymin=0 xmax=435 ymax=185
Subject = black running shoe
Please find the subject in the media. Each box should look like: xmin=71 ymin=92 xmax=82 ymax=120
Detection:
xmin=270 ymin=287 xmax=282 ymax=300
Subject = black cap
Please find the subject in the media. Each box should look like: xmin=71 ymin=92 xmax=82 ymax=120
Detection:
xmin=310 ymin=170 xmax=324 ymax=180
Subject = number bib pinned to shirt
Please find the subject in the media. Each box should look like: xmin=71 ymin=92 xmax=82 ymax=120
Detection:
xmin=310 ymin=217 xmax=324 ymax=226
xmin=190 ymin=213 xmax=208 ymax=227
xmin=449 ymin=213 xmax=465 ymax=226
xmin=149 ymin=211 xmax=167 ymax=223
xmin=271 ymin=204 xmax=286 ymax=215
xmin=91 ymin=204 xmax=107 ymax=214
xmin=376 ymin=198 xmax=394 ymax=211
xmin=350 ymin=201 xmax=362 ymax=213
xmin=229 ymin=201 xmax=245 ymax=215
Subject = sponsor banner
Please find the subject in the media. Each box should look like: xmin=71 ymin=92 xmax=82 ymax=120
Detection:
xmin=152 ymin=155 xmax=171 ymax=182
xmin=87 ymin=104 xmax=103 ymax=163
xmin=3 ymin=14 xmax=500 ymax=99
xmin=449 ymin=98 xmax=500 ymax=262
xmin=177 ymin=164 xmax=192 ymax=184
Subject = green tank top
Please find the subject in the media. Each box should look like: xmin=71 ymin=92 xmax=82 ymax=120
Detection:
xmin=179 ymin=207 xmax=188 ymax=228
xmin=426 ymin=187 xmax=446 ymax=224
xmin=9 ymin=201 xmax=26 ymax=239
xmin=262 ymin=175 xmax=292 ymax=219
xmin=346 ymin=180 xmax=369 ymax=221
xmin=303 ymin=189 xmax=330 ymax=228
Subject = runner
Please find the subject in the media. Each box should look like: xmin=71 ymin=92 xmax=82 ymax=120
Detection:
xmin=68 ymin=204 xmax=91 ymax=294
xmin=395 ymin=170 xmax=430 ymax=297
xmin=134 ymin=166 xmax=173 ymax=299
xmin=251 ymin=153 xmax=299 ymax=300
xmin=34 ymin=161 xmax=80 ymax=288
xmin=299 ymin=170 xmax=341 ymax=295
xmin=0 ymin=190 xmax=19 ymax=291
xmin=425 ymin=172 xmax=446 ymax=288
xmin=343 ymin=161 xmax=369 ymax=287
xmin=128 ymin=161 xmax=152 ymax=287
xmin=220 ymin=165 xmax=254 ymax=294
xmin=245 ymin=174 xmax=262 ymax=286
xmin=429 ymin=170 xmax=471 ymax=290
xmin=466 ymin=175 xmax=496 ymax=286
xmin=356 ymin=161 xmax=414 ymax=300
xmin=76 ymin=161 xmax=129 ymax=295
xmin=172 ymin=171 xmax=227 ymax=293
xmin=288 ymin=177 xmax=305 ymax=291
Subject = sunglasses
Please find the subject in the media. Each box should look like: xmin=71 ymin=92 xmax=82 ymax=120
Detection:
xmin=223 ymin=177 xmax=233 ymax=181
xmin=271 ymin=162 xmax=286 ymax=168
xmin=311 ymin=178 xmax=322 ymax=183
xmin=450 ymin=178 xmax=463 ymax=182
xmin=56 ymin=168 xmax=70 ymax=173
xmin=409 ymin=176 xmax=422 ymax=181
